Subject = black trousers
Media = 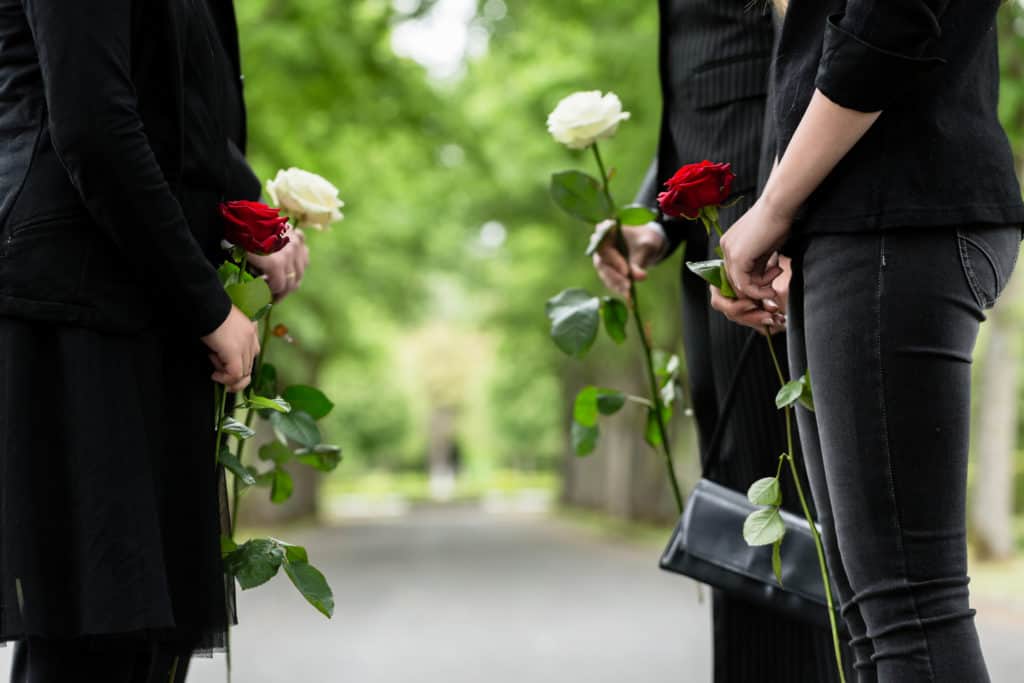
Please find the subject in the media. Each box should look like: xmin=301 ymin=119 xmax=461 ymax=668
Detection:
xmin=680 ymin=221 xmax=849 ymax=683
xmin=10 ymin=637 xmax=191 ymax=683
xmin=787 ymin=225 xmax=1021 ymax=683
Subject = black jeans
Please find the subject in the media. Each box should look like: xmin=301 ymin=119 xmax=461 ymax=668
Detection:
xmin=787 ymin=225 xmax=1021 ymax=683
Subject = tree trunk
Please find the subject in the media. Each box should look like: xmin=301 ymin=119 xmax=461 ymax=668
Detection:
xmin=427 ymin=406 xmax=458 ymax=501
xmin=970 ymin=271 xmax=1022 ymax=560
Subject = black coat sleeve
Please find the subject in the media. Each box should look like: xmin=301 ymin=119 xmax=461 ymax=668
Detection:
xmin=21 ymin=0 xmax=232 ymax=337
xmin=815 ymin=0 xmax=951 ymax=112
xmin=633 ymin=157 xmax=681 ymax=261
xmin=227 ymin=140 xmax=262 ymax=202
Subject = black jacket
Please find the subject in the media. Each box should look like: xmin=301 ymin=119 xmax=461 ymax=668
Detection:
xmin=775 ymin=0 xmax=1024 ymax=232
xmin=637 ymin=0 xmax=776 ymax=254
xmin=0 ymin=0 xmax=248 ymax=336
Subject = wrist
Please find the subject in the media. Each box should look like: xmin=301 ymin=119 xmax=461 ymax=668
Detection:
xmin=759 ymin=183 xmax=800 ymax=224
xmin=637 ymin=222 xmax=669 ymax=265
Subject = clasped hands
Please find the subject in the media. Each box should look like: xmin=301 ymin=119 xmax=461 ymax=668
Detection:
xmin=202 ymin=224 xmax=311 ymax=392
xmin=591 ymin=197 xmax=794 ymax=335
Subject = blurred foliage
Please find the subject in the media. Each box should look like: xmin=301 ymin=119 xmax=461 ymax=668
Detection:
xmin=236 ymin=1 xmax=1024 ymax=497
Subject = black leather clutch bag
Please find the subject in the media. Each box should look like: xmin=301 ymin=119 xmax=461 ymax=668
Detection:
xmin=659 ymin=478 xmax=843 ymax=631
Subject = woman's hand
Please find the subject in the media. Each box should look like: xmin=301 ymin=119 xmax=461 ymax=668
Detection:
xmin=592 ymin=220 xmax=665 ymax=300
xmin=247 ymin=226 xmax=310 ymax=301
xmin=719 ymin=197 xmax=794 ymax=301
xmin=202 ymin=305 xmax=261 ymax=392
xmin=711 ymin=255 xmax=791 ymax=335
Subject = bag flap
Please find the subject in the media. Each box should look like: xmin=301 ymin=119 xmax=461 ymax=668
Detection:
xmin=662 ymin=479 xmax=831 ymax=607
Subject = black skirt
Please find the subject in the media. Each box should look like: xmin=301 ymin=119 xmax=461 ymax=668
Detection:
xmin=0 ymin=317 xmax=231 ymax=652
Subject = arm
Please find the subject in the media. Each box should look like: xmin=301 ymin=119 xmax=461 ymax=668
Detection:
xmin=22 ymin=0 xmax=231 ymax=337
xmin=720 ymin=90 xmax=880 ymax=300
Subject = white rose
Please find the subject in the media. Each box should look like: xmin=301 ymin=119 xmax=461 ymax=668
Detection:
xmin=266 ymin=168 xmax=345 ymax=229
xmin=546 ymin=90 xmax=631 ymax=150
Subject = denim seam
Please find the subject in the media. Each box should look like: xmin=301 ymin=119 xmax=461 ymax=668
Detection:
xmin=956 ymin=231 xmax=991 ymax=309
xmin=876 ymin=232 xmax=937 ymax=681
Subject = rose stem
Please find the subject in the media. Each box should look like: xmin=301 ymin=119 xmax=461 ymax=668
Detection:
xmin=230 ymin=305 xmax=274 ymax=537
xmin=763 ymin=330 xmax=846 ymax=682
xmin=591 ymin=143 xmax=683 ymax=513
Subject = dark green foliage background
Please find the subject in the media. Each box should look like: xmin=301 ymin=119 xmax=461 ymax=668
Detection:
xmin=234 ymin=1 xmax=1024 ymax=498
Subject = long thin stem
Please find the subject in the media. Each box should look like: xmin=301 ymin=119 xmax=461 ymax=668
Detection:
xmin=230 ymin=307 xmax=274 ymax=536
xmin=214 ymin=384 xmax=229 ymax=467
xmin=763 ymin=331 xmax=846 ymax=683
xmin=592 ymin=143 xmax=683 ymax=513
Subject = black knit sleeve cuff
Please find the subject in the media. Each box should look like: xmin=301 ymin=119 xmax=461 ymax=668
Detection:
xmin=815 ymin=14 xmax=944 ymax=113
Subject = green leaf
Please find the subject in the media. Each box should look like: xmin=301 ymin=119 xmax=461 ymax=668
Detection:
xmin=652 ymin=351 xmax=680 ymax=383
xmin=660 ymin=380 xmax=677 ymax=408
xmin=666 ymin=354 xmax=681 ymax=379
xmin=220 ymin=535 xmax=239 ymax=558
xmin=573 ymin=386 xmax=599 ymax=427
xmin=254 ymin=362 xmax=278 ymax=399
xmin=685 ymin=260 xmax=736 ymax=299
xmin=687 ymin=259 xmax=726 ymax=288
xmin=259 ymin=441 xmax=293 ymax=465
xmin=618 ymin=204 xmax=658 ymax=225
xmin=747 ymin=477 xmax=782 ymax=507
xmin=799 ymin=371 xmax=815 ymax=412
xmin=585 ymin=220 xmax=616 ymax=256
xmin=218 ymin=262 xmax=243 ymax=287
xmin=772 ymin=539 xmax=784 ymax=587
xmin=270 ymin=467 xmax=295 ymax=504
xmin=224 ymin=538 xmax=285 ymax=590
xmin=277 ymin=541 xmax=309 ymax=564
xmin=644 ymin=405 xmax=671 ymax=448
xmin=247 ymin=395 xmax=291 ymax=413
xmin=743 ymin=507 xmax=787 ymax=547
xmin=601 ymin=297 xmax=628 ymax=344
xmin=225 ymin=278 xmax=273 ymax=320
xmin=549 ymin=170 xmax=613 ymax=223
xmin=218 ymin=444 xmax=256 ymax=486
xmin=296 ymin=445 xmax=344 ymax=472
xmin=596 ymin=390 xmax=626 ymax=416
xmin=270 ymin=410 xmax=322 ymax=449
xmin=281 ymin=385 xmax=334 ymax=420
xmin=574 ymin=386 xmax=626 ymax=428
xmin=283 ymin=560 xmax=335 ymax=618
xmin=545 ymin=288 xmax=601 ymax=358
xmin=717 ymin=264 xmax=736 ymax=298
xmin=571 ymin=421 xmax=599 ymax=456
xmin=253 ymin=303 xmax=273 ymax=322
xmin=221 ymin=416 xmax=256 ymax=440
xmin=776 ymin=380 xmax=804 ymax=410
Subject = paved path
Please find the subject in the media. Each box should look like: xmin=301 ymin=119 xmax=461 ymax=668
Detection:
xmin=3 ymin=507 xmax=1022 ymax=681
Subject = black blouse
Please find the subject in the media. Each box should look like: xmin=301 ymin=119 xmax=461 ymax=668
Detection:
xmin=773 ymin=0 xmax=1024 ymax=233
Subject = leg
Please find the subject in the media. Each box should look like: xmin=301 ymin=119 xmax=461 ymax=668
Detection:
xmin=9 ymin=637 xmax=140 ymax=683
xmin=787 ymin=250 xmax=873 ymax=682
xmin=800 ymin=229 xmax=993 ymax=682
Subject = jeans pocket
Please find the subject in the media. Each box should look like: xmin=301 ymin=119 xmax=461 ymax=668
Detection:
xmin=956 ymin=225 xmax=1022 ymax=309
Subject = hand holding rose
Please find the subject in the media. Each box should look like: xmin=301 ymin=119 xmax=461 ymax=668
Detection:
xmin=248 ymin=226 xmax=310 ymax=301
xmin=718 ymin=196 xmax=792 ymax=301
xmin=591 ymin=220 xmax=665 ymax=300
xmin=201 ymin=305 xmax=261 ymax=392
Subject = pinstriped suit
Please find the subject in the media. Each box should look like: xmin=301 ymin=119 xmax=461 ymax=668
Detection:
xmin=638 ymin=2 xmax=850 ymax=681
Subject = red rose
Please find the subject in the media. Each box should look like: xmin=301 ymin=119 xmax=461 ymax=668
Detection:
xmin=219 ymin=200 xmax=290 ymax=255
xmin=657 ymin=161 xmax=735 ymax=219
